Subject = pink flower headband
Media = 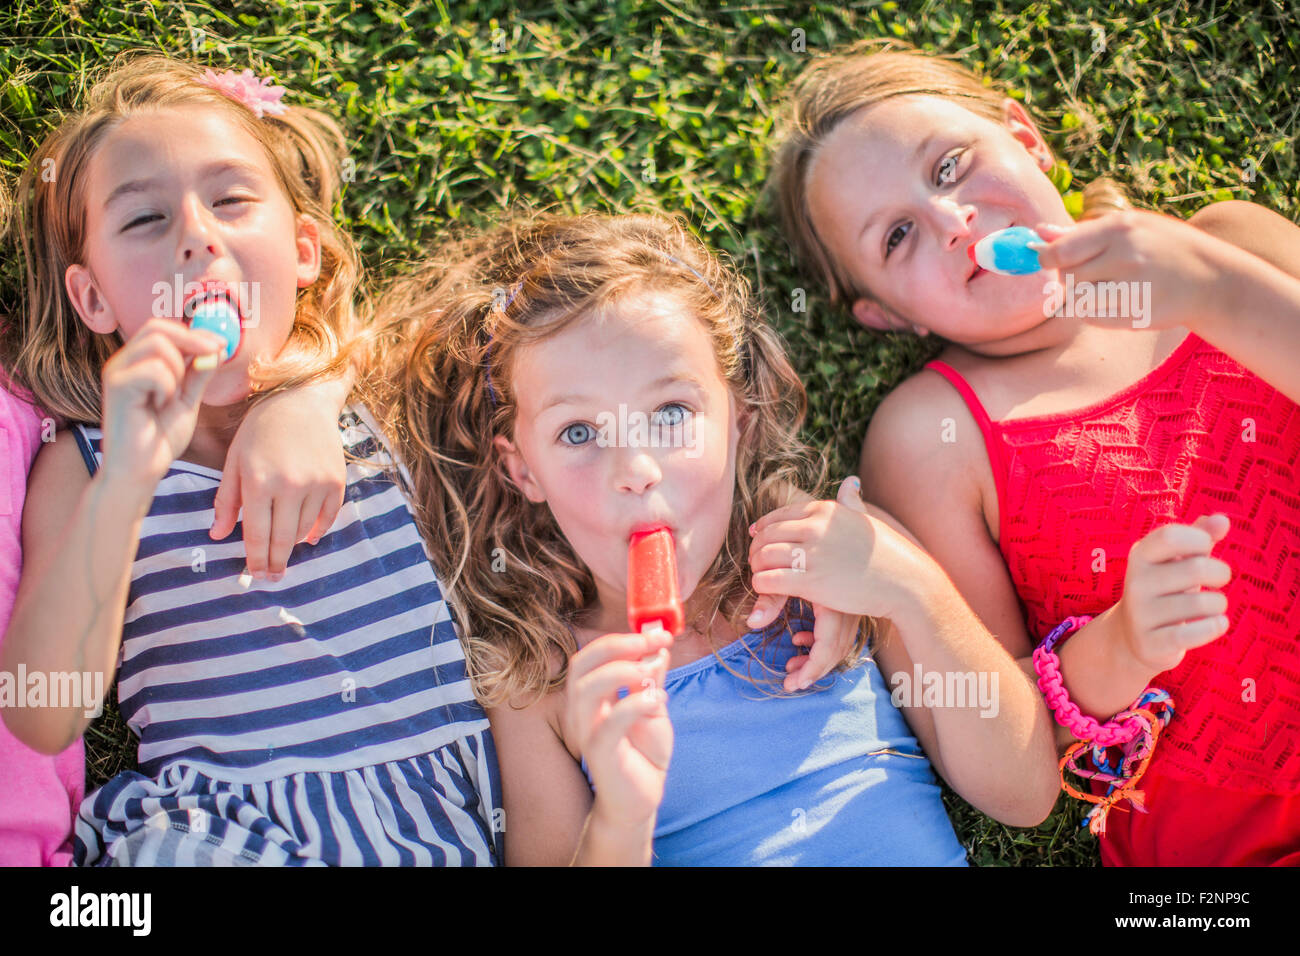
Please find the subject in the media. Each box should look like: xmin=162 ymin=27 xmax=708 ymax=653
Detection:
xmin=196 ymin=68 xmax=288 ymax=119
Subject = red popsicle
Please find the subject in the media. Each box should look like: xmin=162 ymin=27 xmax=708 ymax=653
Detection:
xmin=626 ymin=528 xmax=684 ymax=636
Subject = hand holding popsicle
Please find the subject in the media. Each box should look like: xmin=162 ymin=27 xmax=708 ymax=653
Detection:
xmin=1029 ymin=210 xmax=1254 ymax=331
xmin=98 ymin=318 xmax=226 ymax=486
xmin=565 ymin=628 xmax=673 ymax=837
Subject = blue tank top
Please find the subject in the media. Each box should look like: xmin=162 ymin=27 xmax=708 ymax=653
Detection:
xmin=584 ymin=601 xmax=968 ymax=866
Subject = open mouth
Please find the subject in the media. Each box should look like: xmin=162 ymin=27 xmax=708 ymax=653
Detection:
xmin=182 ymin=281 xmax=241 ymax=321
xmin=181 ymin=281 xmax=244 ymax=362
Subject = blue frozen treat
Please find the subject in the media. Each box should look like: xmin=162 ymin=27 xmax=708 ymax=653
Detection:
xmin=188 ymin=296 xmax=241 ymax=363
xmin=968 ymin=226 xmax=1044 ymax=275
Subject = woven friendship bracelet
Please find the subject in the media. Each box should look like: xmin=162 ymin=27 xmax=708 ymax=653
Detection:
xmin=1059 ymin=689 xmax=1175 ymax=836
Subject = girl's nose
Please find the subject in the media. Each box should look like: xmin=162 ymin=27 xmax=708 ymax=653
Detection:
xmin=178 ymin=197 xmax=220 ymax=261
xmin=614 ymin=445 xmax=663 ymax=496
xmin=931 ymin=198 xmax=976 ymax=250
xmin=182 ymin=243 xmax=218 ymax=261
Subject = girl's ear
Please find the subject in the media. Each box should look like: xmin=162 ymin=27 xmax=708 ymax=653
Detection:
xmin=492 ymin=434 xmax=547 ymax=504
xmin=295 ymin=214 xmax=323 ymax=287
xmin=1002 ymin=99 xmax=1055 ymax=172
xmin=850 ymin=297 xmax=930 ymax=337
xmin=64 ymin=264 xmax=117 ymax=334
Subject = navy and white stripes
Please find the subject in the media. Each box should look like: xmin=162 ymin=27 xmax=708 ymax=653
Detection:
xmin=71 ymin=405 xmax=502 ymax=866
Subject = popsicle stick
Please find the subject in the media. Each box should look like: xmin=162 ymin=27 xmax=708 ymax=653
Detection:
xmin=639 ymin=621 xmax=666 ymax=664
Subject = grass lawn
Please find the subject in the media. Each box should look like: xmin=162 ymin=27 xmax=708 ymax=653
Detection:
xmin=2 ymin=0 xmax=1297 ymax=866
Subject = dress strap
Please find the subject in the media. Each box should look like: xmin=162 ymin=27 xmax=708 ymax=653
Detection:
xmin=924 ymin=360 xmax=997 ymax=434
xmin=70 ymin=425 xmax=100 ymax=478
xmin=923 ymin=359 xmax=1008 ymax=529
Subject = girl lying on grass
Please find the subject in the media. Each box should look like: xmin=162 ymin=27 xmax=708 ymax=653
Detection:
xmin=366 ymin=210 xmax=1060 ymax=865
xmin=769 ymin=40 xmax=1300 ymax=865
xmin=1 ymin=54 xmax=502 ymax=866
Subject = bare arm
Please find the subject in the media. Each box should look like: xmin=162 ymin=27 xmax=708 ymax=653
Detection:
xmin=862 ymin=537 xmax=1060 ymax=826
xmin=860 ymin=375 xmax=1124 ymax=750
xmin=1190 ymin=200 xmax=1300 ymax=283
xmin=0 ymin=435 xmax=152 ymax=753
xmin=861 ymin=371 xmax=1224 ymax=755
xmin=859 ymin=373 xmax=1032 ymax=657
xmin=214 ymin=361 xmax=360 ymax=577
xmin=488 ymin=684 xmax=658 ymax=867
xmin=1184 ymin=200 xmax=1300 ymax=405
xmin=486 ymin=691 xmax=594 ymax=866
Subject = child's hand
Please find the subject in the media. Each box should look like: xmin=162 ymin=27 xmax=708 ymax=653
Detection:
xmin=1115 ymin=514 xmax=1233 ymax=675
xmin=211 ymin=384 xmax=349 ymax=581
xmin=100 ymin=318 xmax=224 ymax=486
xmin=1031 ymin=210 xmax=1238 ymax=331
xmin=745 ymin=594 xmax=863 ymax=693
xmin=565 ymin=630 xmax=674 ymax=829
xmin=745 ymin=480 xmax=867 ymax=691
xmin=748 ymin=476 xmax=931 ymax=624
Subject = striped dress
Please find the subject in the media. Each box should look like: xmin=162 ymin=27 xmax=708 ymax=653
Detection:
xmin=70 ymin=405 xmax=503 ymax=866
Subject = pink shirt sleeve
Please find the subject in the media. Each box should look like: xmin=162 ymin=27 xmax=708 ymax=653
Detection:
xmin=0 ymin=386 xmax=85 ymax=867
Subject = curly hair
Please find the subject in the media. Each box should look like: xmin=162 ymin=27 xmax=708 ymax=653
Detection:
xmin=360 ymin=210 xmax=873 ymax=708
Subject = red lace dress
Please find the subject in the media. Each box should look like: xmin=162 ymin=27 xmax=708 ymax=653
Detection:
xmin=926 ymin=331 xmax=1300 ymax=865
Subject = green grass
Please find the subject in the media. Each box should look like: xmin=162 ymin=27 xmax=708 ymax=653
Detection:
xmin=3 ymin=0 xmax=1298 ymax=866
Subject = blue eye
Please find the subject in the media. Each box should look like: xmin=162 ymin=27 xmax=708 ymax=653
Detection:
xmin=560 ymin=422 xmax=596 ymax=446
xmin=652 ymin=403 xmax=690 ymax=427
xmin=885 ymin=222 xmax=911 ymax=258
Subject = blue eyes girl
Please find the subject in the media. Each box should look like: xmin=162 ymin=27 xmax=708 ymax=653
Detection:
xmin=883 ymin=147 xmax=970 ymax=259
xmin=559 ymin=402 xmax=692 ymax=447
xmin=560 ymin=422 xmax=597 ymax=446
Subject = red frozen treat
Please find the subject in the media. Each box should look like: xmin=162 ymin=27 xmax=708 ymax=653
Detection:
xmin=626 ymin=528 xmax=684 ymax=635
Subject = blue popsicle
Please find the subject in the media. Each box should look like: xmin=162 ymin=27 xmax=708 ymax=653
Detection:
xmin=187 ymin=296 xmax=241 ymax=363
xmin=968 ymin=226 xmax=1044 ymax=276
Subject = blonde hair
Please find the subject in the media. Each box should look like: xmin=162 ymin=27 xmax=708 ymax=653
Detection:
xmin=769 ymin=39 xmax=1129 ymax=307
xmin=361 ymin=211 xmax=868 ymax=708
xmin=0 ymin=52 xmax=361 ymax=422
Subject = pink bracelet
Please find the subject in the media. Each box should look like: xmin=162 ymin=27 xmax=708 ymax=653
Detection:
xmin=1033 ymin=615 xmax=1147 ymax=746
